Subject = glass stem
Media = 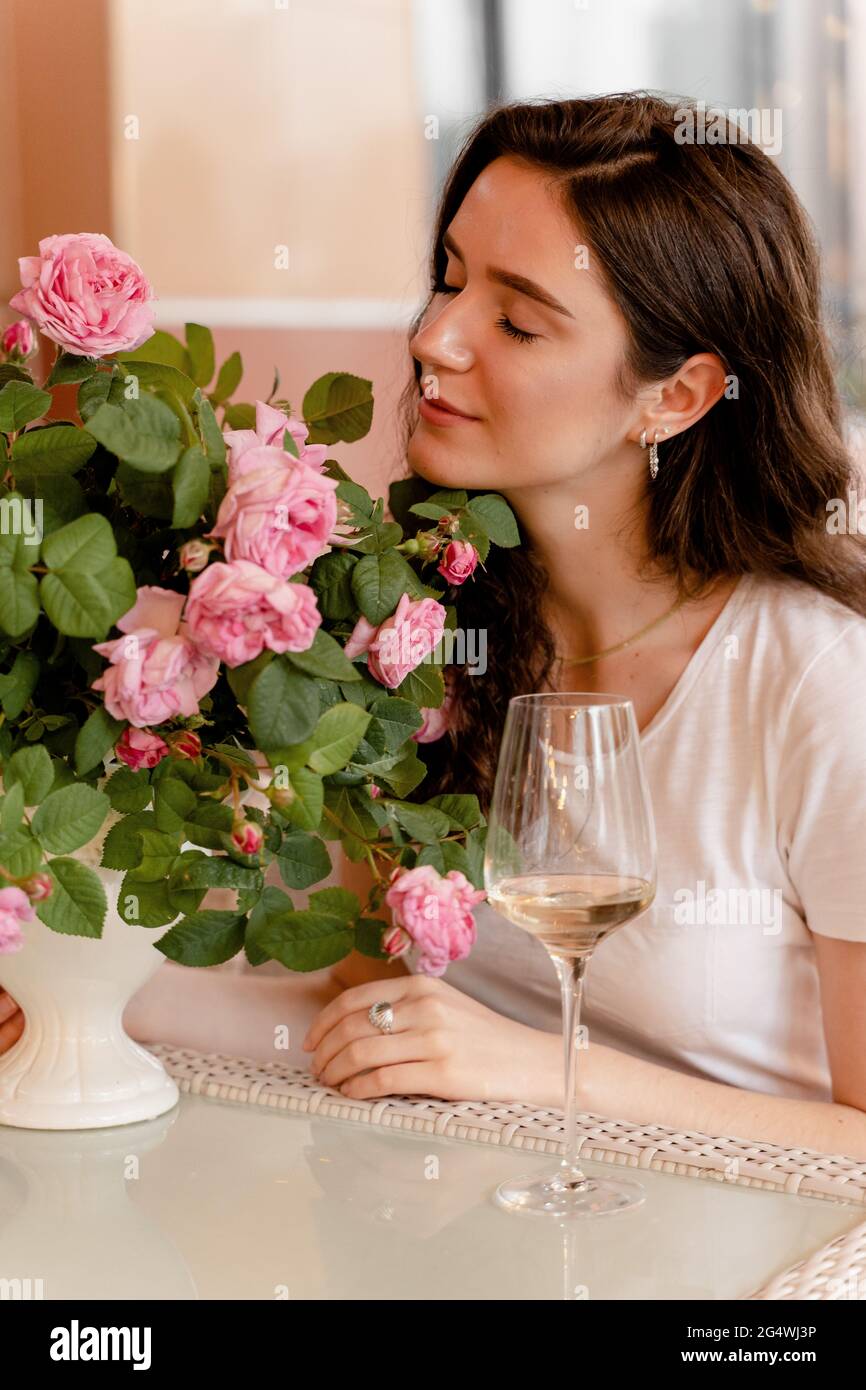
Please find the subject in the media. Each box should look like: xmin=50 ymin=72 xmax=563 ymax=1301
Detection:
xmin=554 ymin=952 xmax=590 ymax=1189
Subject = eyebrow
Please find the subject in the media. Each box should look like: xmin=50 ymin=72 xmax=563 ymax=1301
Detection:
xmin=442 ymin=230 xmax=576 ymax=320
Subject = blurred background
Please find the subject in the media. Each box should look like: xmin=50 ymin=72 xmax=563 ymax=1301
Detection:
xmin=2 ymin=0 xmax=865 ymax=492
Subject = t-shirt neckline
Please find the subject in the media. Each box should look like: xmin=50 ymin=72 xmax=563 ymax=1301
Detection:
xmin=638 ymin=572 xmax=755 ymax=746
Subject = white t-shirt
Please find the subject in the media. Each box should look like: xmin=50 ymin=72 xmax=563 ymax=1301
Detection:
xmin=411 ymin=570 xmax=866 ymax=1103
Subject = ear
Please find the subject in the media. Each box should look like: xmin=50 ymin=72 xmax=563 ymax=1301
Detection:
xmin=628 ymin=352 xmax=729 ymax=444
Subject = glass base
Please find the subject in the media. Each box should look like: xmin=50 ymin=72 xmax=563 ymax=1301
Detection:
xmin=494 ymin=1168 xmax=645 ymax=1218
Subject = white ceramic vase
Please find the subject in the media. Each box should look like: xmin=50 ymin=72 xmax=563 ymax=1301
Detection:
xmin=0 ymin=809 xmax=182 ymax=1130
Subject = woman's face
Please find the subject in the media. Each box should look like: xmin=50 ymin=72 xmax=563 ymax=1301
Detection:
xmin=407 ymin=155 xmax=639 ymax=492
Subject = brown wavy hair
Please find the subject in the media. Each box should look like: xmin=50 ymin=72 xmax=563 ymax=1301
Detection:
xmin=393 ymin=93 xmax=866 ymax=816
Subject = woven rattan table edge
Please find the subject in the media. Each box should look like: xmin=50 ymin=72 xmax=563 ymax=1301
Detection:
xmin=147 ymin=1043 xmax=866 ymax=1301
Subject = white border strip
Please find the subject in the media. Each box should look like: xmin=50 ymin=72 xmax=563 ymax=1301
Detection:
xmin=151 ymin=298 xmax=417 ymax=330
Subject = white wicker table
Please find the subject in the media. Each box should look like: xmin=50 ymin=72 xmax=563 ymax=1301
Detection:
xmin=150 ymin=1046 xmax=866 ymax=1300
xmin=2 ymin=1043 xmax=864 ymax=1301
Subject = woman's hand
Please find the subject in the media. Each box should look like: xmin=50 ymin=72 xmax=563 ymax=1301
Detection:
xmin=0 ymin=988 xmax=24 ymax=1055
xmin=302 ymin=974 xmax=561 ymax=1107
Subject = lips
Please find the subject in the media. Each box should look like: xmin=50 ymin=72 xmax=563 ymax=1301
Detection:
xmin=419 ymin=393 xmax=477 ymax=419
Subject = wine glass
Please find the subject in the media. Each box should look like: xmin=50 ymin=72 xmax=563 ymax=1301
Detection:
xmin=484 ymin=693 xmax=657 ymax=1218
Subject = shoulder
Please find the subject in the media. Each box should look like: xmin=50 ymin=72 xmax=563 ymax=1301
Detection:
xmin=739 ymin=572 xmax=866 ymax=713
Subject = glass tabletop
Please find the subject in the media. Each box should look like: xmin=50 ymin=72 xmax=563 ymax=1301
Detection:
xmin=0 ymin=1090 xmax=861 ymax=1300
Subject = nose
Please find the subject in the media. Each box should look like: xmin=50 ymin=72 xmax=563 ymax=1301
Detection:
xmin=409 ymin=294 xmax=475 ymax=374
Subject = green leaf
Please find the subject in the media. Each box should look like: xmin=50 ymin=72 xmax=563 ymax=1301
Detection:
xmin=350 ymin=550 xmax=408 ymax=625
xmin=308 ymin=702 xmax=371 ymax=775
xmin=354 ymin=918 xmax=391 ymax=959
xmin=171 ymin=445 xmax=210 ymax=528
xmin=0 ymin=647 xmax=39 ymax=717
xmin=0 ymin=824 xmax=42 ymax=876
xmin=211 ymin=351 xmax=243 ymax=404
xmin=247 ymin=658 xmax=319 ymax=750
xmin=286 ymin=627 xmax=361 ymax=683
xmin=16 ymin=474 xmax=86 ymax=533
xmin=348 ymin=521 xmax=403 ymax=555
xmin=113 ymin=358 xmax=198 ymax=405
xmin=222 ymin=402 xmax=254 ymax=430
xmin=465 ymin=492 xmax=520 ymax=547
xmin=11 ymin=425 xmax=97 ymax=477
xmin=100 ymin=810 xmax=154 ymax=870
xmin=40 ymin=570 xmax=112 ymax=638
xmin=274 ymin=767 xmax=323 ymax=831
xmin=155 ymin=909 xmax=245 ymax=965
xmin=0 ymin=781 xmax=25 ymax=833
xmin=424 ymin=793 xmax=484 ymax=831
xmin=374 ymin=748 xmax=427 ymax=798
xmin=134 ymin=827 xmax=181 ymax=881
xmin=308 ymin=886 xmax=360 ymax=919
xmin=85 ymin=395 xmax=181 ymax=473
xmin=276 ymin=831 xmax=332 ymax=889
xmin=77 ymin=370 xmax=118 ymax=421
xmin=409 ymin=501 xmax=460 ymax=522
xmin=118 ymin=875 xmax=179 ymax=928
xmin=0 ymin=381 xmax=52 ymax=432
xmin=114 ymin=460 xmax=174 ymax=519
xmin=169 ymin=856 xmax=261 ymax=893
xmin=322 ymin=786 xmax=378 ymax=860
xmin=384 ymin=799 xmax=452 ymax=844
xmin=4 ymin=743 xmax=54 ymax=804
xmin=37 ymin=857 xmax=107 ymax=937
xmin=182 ymin=801 xmax=234 ymax=849
xmin=368 ymin=696 xmax=424 ymax=751
xmin=45 ymin=352 xmax=102 ymax=387
xmin=153 ymin=776 xmax=197 ymax=832
xmin=42 ymin=513 xmax=116 ymax=573
xmin=32 ymin=784 xmax=110 ymax=854
xmin=225 ymin=649 xmax=272 ymax=708
xmin=74 ymin=705 xmax=125 ymax=774
xmin=0 ymin=568 xmax=39 ymax=637
xmin=247 ymin=908 xmax=353 ymax=972
xmin=185 ymin=323 xmax=215 ymax=388
xmin=192 ymin=390 xmax=226 ymax=464
xmin=395 ymin=659 xmax=445 ymax=709
xmin=335 ymin=479 xmax=375 ymax=521
xmin=117 ymin=331 xmax=191 ymax=373
xmin=301 ymin=372 xmax=373 ymax=445
xmin=105 ymin=765 xmax=152 ymax=812
xmin=308 ymin=550 xmax=357 ymax=619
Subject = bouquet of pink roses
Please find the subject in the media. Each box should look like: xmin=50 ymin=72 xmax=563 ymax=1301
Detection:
xmin=0 ymin=233 xmax=519 ymax=977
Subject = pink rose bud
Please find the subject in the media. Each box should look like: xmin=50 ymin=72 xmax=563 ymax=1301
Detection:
xmin=369 ymin=782 xmax=382 ymax=798
xmin=231 ymin=820 xmax=264 ymax=855
xmin=381 ymin=924 xmax=412 ymax=958
xmin=21 ymin=873 xmax=53 ymax=903
xmin=412 ymin=691 xmax=454 ymax=743
xmin=179 ymin=539 xmax=216 ymax=573
xmin=9 ymin=232 xmax=155 ymax=357
xmin=437 ymin=540 xmax=478 ymax=586
xmin=0 ymin=885 xmax=35 ymax=955
xmin=115 ymin=727 xmax=170 ymax=770
xmin=1 ymin=318 xmax=35 ymax=359
xmin=169 ymin=730 xmax=202 ymax=760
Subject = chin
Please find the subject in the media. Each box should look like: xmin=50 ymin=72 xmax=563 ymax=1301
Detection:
xmin=407 ymin=426 xmax=488 ymax=490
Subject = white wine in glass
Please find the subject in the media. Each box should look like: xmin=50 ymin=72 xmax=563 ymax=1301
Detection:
xmin=485 ymin=694 xmax=657 ymax=1218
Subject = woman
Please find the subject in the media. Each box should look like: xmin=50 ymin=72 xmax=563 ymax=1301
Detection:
xmin=5 ymin=94 xmax=866 ymax=1158
xmin=303 ymin=93 xmax=866 ymax=1159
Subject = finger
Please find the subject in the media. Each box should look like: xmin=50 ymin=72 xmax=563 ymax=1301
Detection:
xmin=302 ymin=974 xmax=428 ymax=1053
xmin=311 ymin=998 xmax=432 ymax=1077
xmin=0 ymin=1008 xmax=24 ymax=1055
xmin=339 ymin=1061 xmax=445 ymax=1101
xmin=0 ymin=991 xmax=20 ymax=1025
xmin=319 ymin=1030 xmax=440 ymax=1090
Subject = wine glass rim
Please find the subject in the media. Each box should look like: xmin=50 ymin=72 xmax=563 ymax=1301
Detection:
xmin=509 ymin=692 xmax=633 ymax=708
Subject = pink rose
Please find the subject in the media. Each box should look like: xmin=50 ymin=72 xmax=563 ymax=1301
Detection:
xmin=207 ymin=446 xmax=339 ymax=579
xmin=9 ymin=232 xmax=155 ymax=357
xmin=412 ymin=691 xmax=454 ymax=744
xmin=231 ymin=820 xmax=264 ymax=855
xmin=185 ymin=560 xmax=322 ymax=668
xmin=369 ymin=782 xmax=382 ymax=798
xmin=343 ymin=592 xmax=446 ymax=688
xmin=437 ymin=540 xmax=478 ymax=586
xmin=92 ymin=586 xmax=219 ymax=728
xmin=116 ymin=727 xmax=170 ymax=770
xmin=1 ymin=319 xmax=35 ymax=359
xmin=384 ymin=865 xmax=486 ymax=976
xmin=224 ymin=400 xmax=328 ymax=481
xmin=0 ymin=885 xmax=36 ymax=955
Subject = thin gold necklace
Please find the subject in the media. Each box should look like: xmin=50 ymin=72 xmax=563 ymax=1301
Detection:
xmin=554 ymin=593 xmax=689 ymax=666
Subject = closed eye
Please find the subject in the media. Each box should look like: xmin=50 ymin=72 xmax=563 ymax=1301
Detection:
xmin=430 ymin=278 xmax=540 ymax=345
